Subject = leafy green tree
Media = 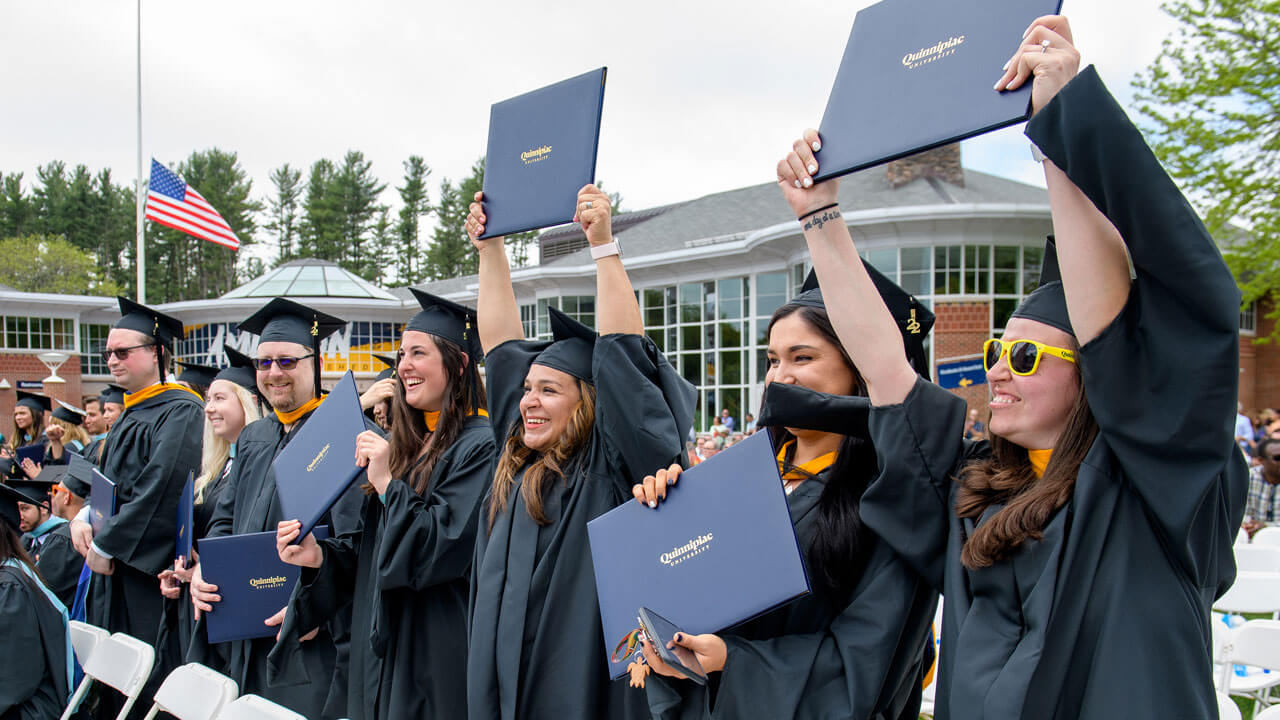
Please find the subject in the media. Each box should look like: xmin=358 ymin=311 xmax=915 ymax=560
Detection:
xmin=1134 ymin=0 xmax=1280 ymax=341
xmin=265 ymin=164 xmax=303 ymax=264
xmin=0 ymin=234 xmax=120 ymax=295
xmin=395 ymin=156 xmax=431 ymax=284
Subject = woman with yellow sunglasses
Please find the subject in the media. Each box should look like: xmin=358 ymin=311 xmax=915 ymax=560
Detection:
xmin=775 ymin=15 xmax=1246 ymax=720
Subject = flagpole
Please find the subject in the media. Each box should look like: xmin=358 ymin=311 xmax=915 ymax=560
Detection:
xmin=135 ymin=0 xmax=146 ymax=304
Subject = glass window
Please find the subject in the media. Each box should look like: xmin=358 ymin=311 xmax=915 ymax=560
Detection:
xmin=717 ymin=278 xmax=743 ymax=320
xmin=964 ymin=245 xmax=991 ymax=294
xmin=80 ymin=322 xmax=112 ymax=375
xmin=1022 ymin=246 xmax=1043 ymax=294
xmin=644 ymin=289 xmax=664 ymax=327
xmin=680 ymin=353 xmax=701 ymax=387
xmin=994 ymin=246 xmax=1019 ymax=294
xmin=790 ymin=263 xmax=806 ymax=294
xmin=681 ymin=325 xmax=702 ymax=351
xmin=993 ymin=298 xmax=1019 ymax=332
xmin=866 ymin=248 xmax=898 ymax=278
xmin=719 ymin=321 xmax=743 ymax=348
xmin=6 ymin=317 xmax=27 ymax=349
xmin=756 ymin=272 xmax=787 ymax=318
xmin=1241 ymin=301 xmax=1257 ymax=334
xmin=720 ymin=350 xmax=742 ymax=385
xmin=646 ymin=328 xmax=664 ymax=351
xmin=900 ymin=247 xmax=930 ymax=296
xmin=934 ymin=246 xmax=961 ymax=294
xmin=520 ymin=304 xmax=536 ymax=339
xmin=679 ymin=283 xmax=702 ymax=324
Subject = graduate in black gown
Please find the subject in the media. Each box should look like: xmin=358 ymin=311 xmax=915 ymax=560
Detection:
xmin=774 ymin=16 xmax=1248 ymax=719
xmin=633 ymin=268 xmax=939 ymax=720
xmin=2 ymin=391 xmax=51 ymax=480
xmin=84 ymin=385 xmax=126 ymax=467
xmin=274 ymin=289 xmax=496 ymax=720
xmin=192 ymin=299 xmax=365 ymax=719
xmin=9 ymin=474 xmax=81 ymax=609
xmin=153 ymin=349 xmax=262 ymax=681
xmin=0 ymin=482 xmax=72 ymax=720
xmin=65 ymin=297 xmax=204 ymax=715
xmin=464 ymin=185 xmax=696 ymax=720
xmin=44 ymin=402 xmax=90 ymax=466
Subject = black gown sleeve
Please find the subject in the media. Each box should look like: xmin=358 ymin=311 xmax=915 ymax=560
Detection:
xmin=377 ymin=427 xmax=496 ymax=591
xmin=1026 ymin=66 xmax=1248 ymax=583
xmin=35 ymin=530 xmax=82 ymax=609
xmin=0 ymin=578 xmax=49 ymax=715
xmin=94 ymin=402 xmax=204 ymax=575
xmin=591 ymin=333 xmax=697 ymax=492
xmin=859 ymin=378 xmax=967 ymax=591
xmin=288 ymin=534 xmax=361 ymax=636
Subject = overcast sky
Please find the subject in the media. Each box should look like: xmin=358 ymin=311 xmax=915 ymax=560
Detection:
xmin=1 ymin=0 xmax=1176 ymax=263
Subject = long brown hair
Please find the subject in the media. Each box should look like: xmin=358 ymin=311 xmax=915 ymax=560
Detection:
xmin=11 ymin=407 xmax=45 ymax=450
xmin=487 ymin=377 xmax=596 ymax=530
xmin=767 ymin=303 xmax=877 ymax=598
xmin=383 ymin=336 xmax=487 ymax=497
xmin=955 ymin=348 xmax=1098 ymax=569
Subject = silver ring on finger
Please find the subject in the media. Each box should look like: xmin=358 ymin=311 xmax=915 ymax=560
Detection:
xmin=1040 ymin=39 xmax=1050 ymax=53
xmin=584 ymin=200 xmax=593 ymax=209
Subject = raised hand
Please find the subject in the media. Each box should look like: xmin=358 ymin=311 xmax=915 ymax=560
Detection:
xmin=632 ymin=463 xmax=683 ymax=509
xmin=276 ymin=519 xmax=324 ymax=569
xmin=993 ymin=15 xmax=1081 ymax=115
xmin=776 ymin=129 xmax=839 ymax=220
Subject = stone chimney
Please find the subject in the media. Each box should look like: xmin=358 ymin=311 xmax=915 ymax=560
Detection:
xmin=886 ymin=143 xmax=964 ymax=189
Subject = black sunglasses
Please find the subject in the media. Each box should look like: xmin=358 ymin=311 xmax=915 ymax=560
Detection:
xmin=101 ymin=343 xmax=156 ymax=362
xmin=253 ymin=354 xmax=315 ymax=371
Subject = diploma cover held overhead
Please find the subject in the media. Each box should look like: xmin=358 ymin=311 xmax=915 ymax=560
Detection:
xmin=89 ymin=469 xmax=116 ymax=535
xmin=587 ymin=431 xmax=809 ymax=678
xmin=814 ymin=0 xmax=1063 ymax=182
xmin=272 ymin=371 xmax=366 ymax=543
xmin=478 ymin=67 xmax=607 ymax=239
xmin=199 ymin=526 xmax=330 ymax=644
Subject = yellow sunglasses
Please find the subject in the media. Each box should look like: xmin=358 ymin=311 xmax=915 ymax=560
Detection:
xmin=983 ymin=338 xmax=1076 ymax=376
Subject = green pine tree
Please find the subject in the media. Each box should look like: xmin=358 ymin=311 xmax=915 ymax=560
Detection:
xmin=395 ymin=156 xmax=431 ymax=284
xmin=266 ymin=164 xmax=303 ymax=265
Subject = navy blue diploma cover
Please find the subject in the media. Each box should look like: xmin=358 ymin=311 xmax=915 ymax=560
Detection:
xmin=176 ymin=470 xmax=194 ymax=565
xmin=16 ymin=443 xmax=45 ymax=468
xmin=199 ymin=526 xmax=330 ymax=644
xmin=89 ymin=469 xmax=116 ymax=535
xmin=814 ymin=0 xmax=1063 ymax=182
xmin=272 ymin=371 xmax=366 ymax=543
xmin=587 ymin=431 xmax=810 ymax=678
xmin=478 ymin=67 xmax=607 ymax=239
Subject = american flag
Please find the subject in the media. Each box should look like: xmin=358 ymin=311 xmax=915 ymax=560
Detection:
xmin=144 ymin=159 xmax=241 ymax=250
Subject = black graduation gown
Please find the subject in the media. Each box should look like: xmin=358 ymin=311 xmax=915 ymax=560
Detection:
xmin=197 ymin=410 xmax=367 ymax=720
xmin=153 ymin=458 xmax=235 ymax=682
xmin=30 ymin=521 xmax=81 ymax=609
xmin=858 ymin=66 xmax=1249 ymax=720
xmin=0 ymin=564 xmax=70 ymax=720
xmin=89 ymin=387 xmax=204 ymax=645
xmin=276 ymin=416 xmax=496 ymax=720
xmin=645 ymin=470 xmax=935 ymax=720
xmin=468 ymin=334 xmax=696 ymax=720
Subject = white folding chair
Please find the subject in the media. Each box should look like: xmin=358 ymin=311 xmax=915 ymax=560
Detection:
xmin=1217 ymin=620 xmax=1280 ymax=712
xmin=60 ymin=632 xmax=155 ymax=720
xmin=67 ymin=620 xmax=109 ymax=666
xmin=1255 ymin=527 xmax=1280 ymax=548
xmin=1256 ymin=704 xmax=1280 ymax=719
xmin=1235 ymin=546 xmax=1280 ymax=574
xmin=215 ymin=694 xmax=308 ymax=720
xmin=1239 ymin=527 xmax=1252 ymax=547
xmin=1219 ymin=692 xmax=1243 ymax=720
xmin=141 ymin=663 xmax=239 ymax=720
xmin=1215 ymin=573 xmax=1280 ymax=618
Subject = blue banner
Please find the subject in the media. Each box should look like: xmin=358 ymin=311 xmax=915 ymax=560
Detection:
xmin=937 ymin=357 xmax=986 ymax=390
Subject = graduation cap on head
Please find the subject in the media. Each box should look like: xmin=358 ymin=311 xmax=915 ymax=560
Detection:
xmin=214 ymin=345 xmax=259 ymax=394
xmin=99 ymin=385 xmax=126 ymax=407
xmin=0 ymin=483 xmax=26 ymax=531
xmin=52 ymin=401 xmax=86 ymax=426
xmin=5 ymin=476 xmax=56 ymax=509
xmin=114 ymin=296 xmax=185 ymax=351
xmin=790 ymin=264 xmax=936 ymax=379
xmin=372 ymin=353 xmax=397 ymax=382
xmin=406 ymin=288 xmax=483 ymax=360
xmin=533 ymin=307 xmax=596 ymax=383
xmin=238 ymin=298 xmax=346 ymax=399
xmin=15 ymin=391 xmax=52 ymax=415
xmin=175 ymin=361 xmax=220 ymax=392
xmin=1008 ymin=236 xmax=1073 ymax=337
xmin=62 ymin=454 xmax=94 ymax=499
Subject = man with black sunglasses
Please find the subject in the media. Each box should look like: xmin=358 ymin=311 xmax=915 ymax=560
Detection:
xmin=1243 ymin=437 xmax=1280 ymax=538
xmin=190 ymin=297 xmax=365 ymax=719
xmin=68 ymin=296 xmax=205 ymax=717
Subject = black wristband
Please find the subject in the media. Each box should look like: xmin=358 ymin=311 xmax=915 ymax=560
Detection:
xmin=798 ymin=203 xmax=839 ymax=222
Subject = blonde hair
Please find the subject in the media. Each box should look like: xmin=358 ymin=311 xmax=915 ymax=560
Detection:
xmin=196 ymin=382 xmax=261 ymax=503
xmin=488 ymin=379 xmax=596 ymax=530
xmin=49 ymin=416 xmax=90 ymax=449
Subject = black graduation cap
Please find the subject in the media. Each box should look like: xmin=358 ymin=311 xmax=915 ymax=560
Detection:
xmin=99 ymin=385 xmax=126 ymax=406
xmin=52 ymin=401 xmax=86 ymax=426
xmin=533 ymin=307 xmax=596 ymax=383
xmin=1009 ymin=236 xmax=1073 ymax=337
xmin=238 ymin=298 xmax=346 ymax=399
xmin=175 ymin=360 xmax=220 ymax=390
xmin=63 ymin=454 xmax=94 ymax=499
xmin=115 ymin=296 xmax=186 ymax=350
xmin=405 ymin=288 xmax=483 ymax=359
xmin=372 ymin=353 xmax=397 ymax=382
xmin=15 ymin=390 xmax=52 ymax=415
xmin=214 ymin=344 xmax=259 ymax=393
xmin=791 ymin=264 xmax=936 ymax=379
xmin=5 ymin=476 xmax=56 ymax=509
xmin=0 ymin=483 xmax=25 ymax=531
